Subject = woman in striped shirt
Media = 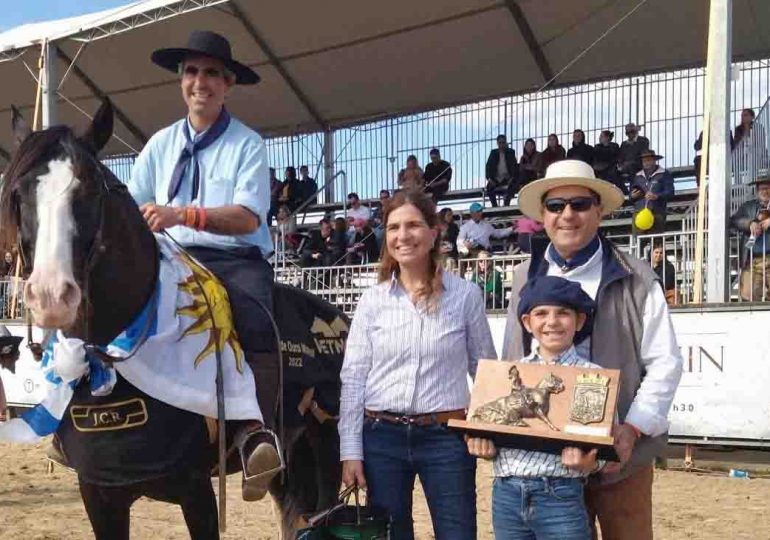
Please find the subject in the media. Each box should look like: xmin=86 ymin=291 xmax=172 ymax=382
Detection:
xmin=339 ymin=189 xmax=497 ymax=540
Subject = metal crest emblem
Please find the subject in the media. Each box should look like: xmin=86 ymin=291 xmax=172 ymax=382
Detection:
xmin=569 ymin=372 xmax=610 ymax=425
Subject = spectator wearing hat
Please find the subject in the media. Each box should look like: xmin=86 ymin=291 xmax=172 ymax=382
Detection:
xmin=630 ymin=150 xmax=675 ymax=236
xmin=485 ymin=134 xmax=519 ymax=207
xmin=468 ymin=276 xmax=604 ymax=540
xmin=502 ymin=159 xmax=683 ymax=540
xmin=398 ymin=155 xmax=425 ymax=191
xmin=537 ymin=134 xmax=567 ymax=178
xmin=339 ymin=190 xmax=496 ymax=540
xmin=730 ymin=175 xmax=770 ymax=301
xmin=423 ymin=148 xmax=453 ymax=201
xmin=519 ymin=138 xmax=541 ymax=189
xmin=567 ymin=129 xmax=594 ymax=166
xmin=618 ymin=123 xmax=650 ymax=180
xmin=457 ymin=203 xmax=514 ymax=257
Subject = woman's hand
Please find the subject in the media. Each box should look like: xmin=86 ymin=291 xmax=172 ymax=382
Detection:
xmin=342 ymin=460 xmax=367 ymax=489
xmin=465 ymin=436 xmax=497 ymax=459
xmin=561 ymin=447 xmax=598 ymax=473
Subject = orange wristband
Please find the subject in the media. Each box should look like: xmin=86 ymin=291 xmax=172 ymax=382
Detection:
xmin=197 ymin=208 xmax=207 ymax=231
xmin=184 ymin=206 xmax=196 ymax=228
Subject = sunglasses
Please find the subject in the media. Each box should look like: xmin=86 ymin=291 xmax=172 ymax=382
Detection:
xmin=181 ymin=65 xmax=228 ymax=80
xmin=543 ymin=196 xmax=598 ymax=214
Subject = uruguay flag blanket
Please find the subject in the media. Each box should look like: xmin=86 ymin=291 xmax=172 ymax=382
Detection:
xmin=0 ymin=235 xmax=262 ymax=443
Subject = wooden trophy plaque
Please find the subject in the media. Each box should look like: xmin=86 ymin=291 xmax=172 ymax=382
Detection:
xmin=448 ymin=360 xmax=621 ymax=461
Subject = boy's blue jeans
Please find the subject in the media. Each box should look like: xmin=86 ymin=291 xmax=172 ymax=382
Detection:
xmin=492 ymin=476 xmax=591 ymax=540
xmin=362 ymin=417 xmax=476 ymax=540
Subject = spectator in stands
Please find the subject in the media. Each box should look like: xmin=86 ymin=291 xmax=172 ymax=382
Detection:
xmin=730 ymin=175 xmax=770 ymax=302
xmin=1 ymin=252 xmax=14 ymax=277
xmin=279 ymin=166 xmax=303 ymax=211
xmin=503 ymin=159 xmax=683 ymax=540
xmin=650 ymin=245 xmax=677 ymax=305
xmin=470 ymin=250 xmax=503 ymax=309
xmin=346 ymin=218 xmax=380 ymax=265
xmin=519 ymin=138 xmax=540 ymax=188
xmin=618 ymin=122 xmax=650 ymax=180
xmin=274 ymin=204 xmax=300 ymax=254
xmin=694 ymin=130 xmax=734 ymax=187
xmin=593 ymin=130 xmax=626 ymax=195
xmin=372 ymin=189 xmax=390 ymax=249
xmin=268 ymin=167 xmax=282 ymax=226
xmin=438 ymin=208 xmax=460 ymax=268
xmin=536 ymin=133 xmax=566 ymax=178
xmin=457 ymin=202 xmax=514 ymax=257
xmin=630 ymin=150 xmax=675 ymax=236
xmin=567 ymin=129 xmax=594 ymax=165
xmin=734 ymin=108 xmax=758 ymax=146
xmin=298 ymin=165 xmax=318 ymax=206
xmin=330 ymin=217 xmax=351 ymax=264
xmin=301 ymin=218 xmax=334 ymax=268
xmin=514 ymin=216 xmax=545 ymax=254
xmin=485 ymin=134 xmax=519 ymax=207
xmin=423 ymin=148 xmax=453 ymax=200
xmin=346 ymin=192 xmax=371 ymax=222
xmin=339 ymin=189 xmax=496 ymax=540
xmin=398 ymin=155 xmax=425 ymax=190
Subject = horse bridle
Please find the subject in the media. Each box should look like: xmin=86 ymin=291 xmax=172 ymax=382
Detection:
xmin=20 ymin=159 xmax=154 ymax=364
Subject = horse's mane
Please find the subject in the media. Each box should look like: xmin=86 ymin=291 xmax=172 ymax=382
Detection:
xmin=0 ymin=126 xmax=94 ymax=250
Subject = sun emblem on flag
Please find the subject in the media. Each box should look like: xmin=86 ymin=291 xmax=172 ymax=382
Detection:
xmin=176 ymin=254 xmax=244 ymax=373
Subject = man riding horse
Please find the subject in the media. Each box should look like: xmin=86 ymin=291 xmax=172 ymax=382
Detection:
xmin=127 ymin=30 xmax=280 ymax=501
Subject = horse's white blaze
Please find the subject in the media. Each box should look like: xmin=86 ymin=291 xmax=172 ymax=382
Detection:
xmin=25 ymin=157 xmax=82 ymax=328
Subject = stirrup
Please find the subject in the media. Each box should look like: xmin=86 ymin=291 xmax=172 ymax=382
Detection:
xmin=239 ymin=427 xmax=286 ymax=482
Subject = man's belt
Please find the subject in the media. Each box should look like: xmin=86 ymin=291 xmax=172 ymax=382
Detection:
xmin=365 ymin=409 xmax=465 ymax=426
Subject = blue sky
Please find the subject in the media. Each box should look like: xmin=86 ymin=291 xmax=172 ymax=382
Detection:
xmin=0 ymin=0 xmax=130 ymax=32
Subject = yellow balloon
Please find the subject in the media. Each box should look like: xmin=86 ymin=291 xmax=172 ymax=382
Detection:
xmin=634 ymin=207 xmax=655 ymax=231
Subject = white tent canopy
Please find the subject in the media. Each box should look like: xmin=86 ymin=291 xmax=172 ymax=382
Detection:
xmin=1 ymin=0 xmax=769 ymax=160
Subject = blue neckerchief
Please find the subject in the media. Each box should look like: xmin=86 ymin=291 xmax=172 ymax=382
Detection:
xmin=167 ymin=107 xmax=231 ymax=202
xmin=547 ymin=235 xmax=601 ymax=272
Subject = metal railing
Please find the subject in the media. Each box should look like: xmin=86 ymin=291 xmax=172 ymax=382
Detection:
xmin=0 ymin=279 xmax=25 ymax=321
xmin=274 ymin=254 xmax=530 ymax=314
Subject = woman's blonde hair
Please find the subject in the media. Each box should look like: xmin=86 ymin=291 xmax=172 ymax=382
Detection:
xmin=378 ymin=189 xmax=443 ymax=310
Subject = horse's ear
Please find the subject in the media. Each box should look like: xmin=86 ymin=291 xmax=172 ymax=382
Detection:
xmin=11 ymin=106 xmax=31 ymax=147
xmin=80 ymin=99 xmax=113 ymax=154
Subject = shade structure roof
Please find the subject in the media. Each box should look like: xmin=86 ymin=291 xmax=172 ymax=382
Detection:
xmin=0 ymin=0 xmax=769 ymax=160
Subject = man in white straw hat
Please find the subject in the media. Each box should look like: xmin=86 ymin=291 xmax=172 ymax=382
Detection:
xmin=500 ymin=160 xmax=683 ymax=539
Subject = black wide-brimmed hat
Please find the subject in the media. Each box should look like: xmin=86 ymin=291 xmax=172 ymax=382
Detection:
xmin=151 ymin=30 xmax=260 ymax=85
xmin=749 ymin=174 xmax=770 ymax=186
xmin=640 ymin=149 xmax=664 ymax=160
xmin=0 ymin=326 xmax=22 ymax=356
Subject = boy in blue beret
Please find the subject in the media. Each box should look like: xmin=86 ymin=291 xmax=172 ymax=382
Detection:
xmin=467 ymin=275 xmax=605 ymax=540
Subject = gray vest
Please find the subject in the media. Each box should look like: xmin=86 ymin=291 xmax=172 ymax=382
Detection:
xmin=502 ymin=244 xmax=667 ymax=485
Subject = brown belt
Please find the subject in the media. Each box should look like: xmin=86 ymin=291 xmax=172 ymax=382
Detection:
xmin=365 ymin=409 xmax=465 ymax=426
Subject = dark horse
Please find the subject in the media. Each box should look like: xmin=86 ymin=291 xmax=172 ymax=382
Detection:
xmin=0 ymin=101 xmax=343 ymax=539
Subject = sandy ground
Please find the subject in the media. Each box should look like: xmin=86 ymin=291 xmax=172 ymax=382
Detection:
xmin=0 ymin=443 xmax=769 ymax=539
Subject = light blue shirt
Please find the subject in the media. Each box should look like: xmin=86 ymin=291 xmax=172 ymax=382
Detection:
xmin=128 ymin=115 xmax=272 ymax=256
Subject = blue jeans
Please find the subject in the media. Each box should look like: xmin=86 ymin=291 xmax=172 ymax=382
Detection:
xmin=362 ymin=417 xmax=476 ymax=540
xmin=492 ymin=476 xmax=591 ymax=540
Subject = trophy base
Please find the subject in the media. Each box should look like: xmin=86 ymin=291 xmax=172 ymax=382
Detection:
xmin=448 ymin=419 xmax=619 ymax=462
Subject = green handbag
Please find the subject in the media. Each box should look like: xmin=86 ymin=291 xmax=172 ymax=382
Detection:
xmin=296 ymin=486 xmax=391 ymax=540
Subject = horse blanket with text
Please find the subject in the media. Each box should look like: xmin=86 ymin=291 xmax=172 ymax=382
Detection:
xmin=0 ymin=235 xmax=261 ymax=444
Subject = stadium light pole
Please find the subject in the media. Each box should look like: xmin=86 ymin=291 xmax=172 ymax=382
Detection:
xmin=705 ymin=0 xmax=732 ymax=303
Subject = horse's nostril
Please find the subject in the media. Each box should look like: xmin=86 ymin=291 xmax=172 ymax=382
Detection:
xmin=60 ymin=281 xmax=81 ymax=307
